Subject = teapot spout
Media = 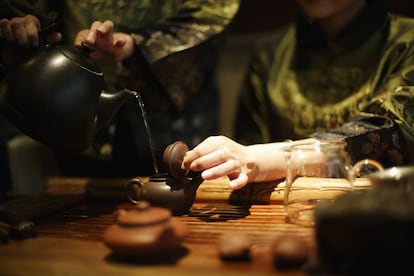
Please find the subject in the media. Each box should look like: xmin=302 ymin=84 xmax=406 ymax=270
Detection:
xmin=97 ymin=89 xmax=137 ymax=127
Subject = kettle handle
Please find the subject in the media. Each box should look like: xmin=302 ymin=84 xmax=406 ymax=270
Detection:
xmin=38 ymin=22 xmax=58 ymax=46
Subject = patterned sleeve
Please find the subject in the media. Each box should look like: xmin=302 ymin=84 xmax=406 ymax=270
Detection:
xmin=129 ymin=0 xmax=241 ymax=111
xmin=363 ymin=16 xmax=414 ymax=142
xmin=131 ymin=0 xmax=240 ymax=63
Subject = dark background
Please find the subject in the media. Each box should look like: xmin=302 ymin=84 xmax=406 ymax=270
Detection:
xmin=230 ymin=0 xmax=414 ymax=34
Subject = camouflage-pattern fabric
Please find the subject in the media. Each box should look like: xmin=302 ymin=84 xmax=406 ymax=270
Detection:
xmin=236 ymin=1 xmax=414 ymax=165
xmin=0 ymin=0 xmax=240 ymax=176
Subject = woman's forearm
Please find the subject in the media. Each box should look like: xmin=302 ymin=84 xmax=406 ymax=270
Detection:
xmin=246 ymin=138 xmax=316 ymax=183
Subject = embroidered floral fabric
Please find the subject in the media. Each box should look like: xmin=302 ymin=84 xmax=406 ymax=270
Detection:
xmin=235 ymin=1 xmax=414 ymax=166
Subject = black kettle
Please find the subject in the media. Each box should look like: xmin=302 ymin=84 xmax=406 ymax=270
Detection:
xmin=0 ymin=41 xmax=137 ymax=151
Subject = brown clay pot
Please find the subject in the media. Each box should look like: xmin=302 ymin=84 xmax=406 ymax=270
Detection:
xmin=125 ymin=141 xmax=203 ymax=215
xmin=102 ymin=201 xmax=187 ymax=257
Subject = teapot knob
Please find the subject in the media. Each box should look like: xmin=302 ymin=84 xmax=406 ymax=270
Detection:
xmin=163 ymin=141 xmax=190 ymax=179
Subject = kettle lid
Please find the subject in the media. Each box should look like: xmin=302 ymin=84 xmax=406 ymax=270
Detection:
xmin=59 ymin=42 xmax=103 ymax=75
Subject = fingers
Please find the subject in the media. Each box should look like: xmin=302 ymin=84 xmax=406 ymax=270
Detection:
xmin=182 ymin=136 xmax=230 ymax=169
xmin=113 ymin=37 xmax=126 ymax=47
xmin=228 ymin=173 xmax=249 ymax=190
xmin=188 ymin=148 xmax=227 ymax=171
xmin=85 ymin=20 xmax=114 ymax=44
xmin=22 ymin=16 xmax=41 ymax=47
xmin=200 ymin=158 xmax=242 ymax=180
xmin=198 ymin=157 xmax=249 ymax=190
xmin=85 ymin=21 xmax=100 ymax=43
xmin=74 ymin=29 xmax=89 ymax=47
xmin=182 ymin=136 xmax=250 ymax=189
xmin=98 ymin=20 xmax=115 ymax=36
xmin=0 ymin=19 xmax=14 ymax=41
xmin=73 ymin=20 xmax=132 ymax=61
xmin=0 ymin=15 xmax=41 ymax=48
xmin=182 ymin=137 xmax=226 ymax=171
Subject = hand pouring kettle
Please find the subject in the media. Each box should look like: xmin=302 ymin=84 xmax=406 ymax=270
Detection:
xmin=0 ymin=40 xmax=137 ymax=151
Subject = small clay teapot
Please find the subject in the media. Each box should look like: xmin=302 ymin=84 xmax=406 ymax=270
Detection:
xmin=0 ymin=37 xmax=137 ymax=151
xmin=102 ymin=201 xmax=187 ymax=257
xmin=126 ymin=141 xmax=203 ymax=215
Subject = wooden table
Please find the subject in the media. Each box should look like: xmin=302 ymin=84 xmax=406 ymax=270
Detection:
xmin=1 ymin=176 xmax=369 ymax=275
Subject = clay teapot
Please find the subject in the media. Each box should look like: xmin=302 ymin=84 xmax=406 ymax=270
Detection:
xmin=0 ymin=40 xmax=137 ymax=151
xmin=102 ymin=200 xmax=187 ymax=258
xmin=126 ymin=141 xmax=203 ymax=215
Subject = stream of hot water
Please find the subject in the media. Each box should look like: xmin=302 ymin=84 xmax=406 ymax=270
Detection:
xmin=136 ymin=93 xmax=159 ymax=175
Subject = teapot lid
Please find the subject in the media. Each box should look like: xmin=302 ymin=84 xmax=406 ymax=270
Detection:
xmin=116 ymin=201 xmax=172 ymax=226
xmin=163 ymin=141 xmax=189 ymax=179
xmin=59 ymin=42 xmax=103 ymax=75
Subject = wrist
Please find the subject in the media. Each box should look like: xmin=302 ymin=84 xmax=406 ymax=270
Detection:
xmin=246 ymin=143 xmax=289 ymax=183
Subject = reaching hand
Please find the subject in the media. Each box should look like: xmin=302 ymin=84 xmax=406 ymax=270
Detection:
xmin=0 ymin=15 xmax=61 ymax=48
xmin=74 ymin=20 xmax=134 ymax=61
xmin=181 ymin=136 xmax=304 ymax=190
xmin=182 ymin=136 xmax=255 ymax=190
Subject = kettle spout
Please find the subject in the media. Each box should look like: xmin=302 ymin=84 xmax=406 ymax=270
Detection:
xmin=97 ymin=89 xmax=137 ymax=127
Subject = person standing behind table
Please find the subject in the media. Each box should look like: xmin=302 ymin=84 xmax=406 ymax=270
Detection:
xmin=0 ymin=0 xmax=241 ymax=177
xmin=234 ymin=0 xmax=414 ymax=167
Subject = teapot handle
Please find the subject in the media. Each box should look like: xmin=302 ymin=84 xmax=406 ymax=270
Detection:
xmin=125 ymin=178 xmax=144 ymax=204
xmin=352 ymin=159 xmax=384 ymax=177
